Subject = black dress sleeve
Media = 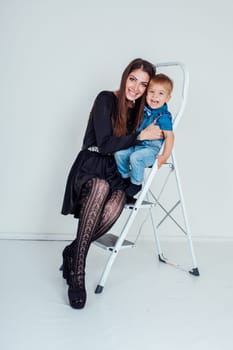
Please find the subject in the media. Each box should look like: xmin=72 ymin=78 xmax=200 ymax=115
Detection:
xmin=90 ymin=91 xmax=139 ymax=154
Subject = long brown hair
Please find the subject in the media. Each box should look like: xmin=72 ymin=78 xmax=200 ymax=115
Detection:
xmin=113 ymin=58 xmax=156 ymax=136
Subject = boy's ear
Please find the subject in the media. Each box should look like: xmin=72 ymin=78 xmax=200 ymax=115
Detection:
xmin=166 ymin=94 xmax=172 ymax=102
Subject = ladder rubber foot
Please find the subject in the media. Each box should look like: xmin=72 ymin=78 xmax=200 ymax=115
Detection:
xmin=158 ymin=254 xmax=167 ymax=263
xmin=95 ymin=285 xmax=104 ymax=294
xmin=189 ymin=267 xmax=200 ymax=276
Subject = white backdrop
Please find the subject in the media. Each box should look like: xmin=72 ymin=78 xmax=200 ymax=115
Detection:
xmin=0 ymin=0 xmax=233 ymax=240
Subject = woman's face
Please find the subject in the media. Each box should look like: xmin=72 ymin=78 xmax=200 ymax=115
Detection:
xmin=125 ymin=68 xmax=150 ymax=101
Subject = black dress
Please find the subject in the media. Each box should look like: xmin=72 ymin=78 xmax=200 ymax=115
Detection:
xmin=61 ymin=91 xmax=140 ymax=218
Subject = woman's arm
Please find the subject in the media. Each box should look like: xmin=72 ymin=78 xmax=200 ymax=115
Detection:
xmin=138 ymin=123 xmax=163 ymax=141
xmin=92 ymin=92 xmax=140 ymax=154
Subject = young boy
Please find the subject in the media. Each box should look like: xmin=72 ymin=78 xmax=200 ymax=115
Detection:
xmin=115 ymin=73 xmax=174 ymax=200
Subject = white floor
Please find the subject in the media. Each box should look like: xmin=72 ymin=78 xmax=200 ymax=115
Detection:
xmin=0 ymin=238 xmax=233 ymax=350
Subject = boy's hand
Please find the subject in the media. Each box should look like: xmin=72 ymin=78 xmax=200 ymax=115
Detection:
xmin=156 ymin=155 xmax=167 ymax=169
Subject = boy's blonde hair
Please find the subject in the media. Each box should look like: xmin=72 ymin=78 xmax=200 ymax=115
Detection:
xmin=149 ymin=73 xmax=173 ymax=94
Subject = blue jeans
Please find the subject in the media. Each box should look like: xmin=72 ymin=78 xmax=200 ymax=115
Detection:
xmin=115 ymin=142 xmax=162 ymax=185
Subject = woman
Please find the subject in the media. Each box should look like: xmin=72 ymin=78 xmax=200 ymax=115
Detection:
xmin=61 ymin=58 xmax=162 ymax=309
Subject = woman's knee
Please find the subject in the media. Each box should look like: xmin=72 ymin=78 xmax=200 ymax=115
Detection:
xmin=97 ymin=178 xmax=110 ymax=189
xmin=92 ymin=178 xmax=110 ymax=194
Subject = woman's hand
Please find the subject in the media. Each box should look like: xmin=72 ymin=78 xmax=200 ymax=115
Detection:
xmin=139 ymin=123 xmax=163 ymax=141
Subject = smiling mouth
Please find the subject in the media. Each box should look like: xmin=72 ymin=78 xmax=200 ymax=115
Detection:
xmin=129 ymin=88 xmax=137 ymax=94
xmin=128 ymin=90 xmax=138 ymax=99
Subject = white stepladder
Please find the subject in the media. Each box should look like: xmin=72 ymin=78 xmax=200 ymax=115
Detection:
xmin=94 ymin=62 xmax=200 ymax=294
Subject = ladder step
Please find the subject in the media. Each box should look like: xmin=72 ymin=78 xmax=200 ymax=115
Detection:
xmin=94 ymin=233 xmax=134 ymax=250
xmin=125 ymin=199 xmax=154 ymax=209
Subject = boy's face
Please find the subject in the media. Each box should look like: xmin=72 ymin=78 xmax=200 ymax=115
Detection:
xmin=146 ymin=82 xmax=171 ymax=109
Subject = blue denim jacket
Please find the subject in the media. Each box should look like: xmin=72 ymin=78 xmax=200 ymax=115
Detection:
xmin=137 ymin=103 xmax=173 ymax=148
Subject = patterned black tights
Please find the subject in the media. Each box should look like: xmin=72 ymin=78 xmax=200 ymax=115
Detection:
xmin=69 ymin=178 xmax=126 ymax=288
